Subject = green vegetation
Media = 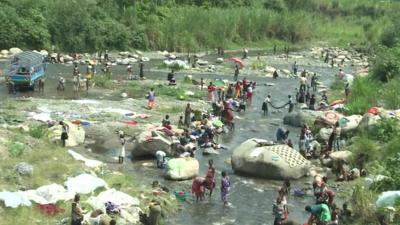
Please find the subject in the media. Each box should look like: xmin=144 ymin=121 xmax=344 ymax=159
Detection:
xmin=346 ymin=76 xmax=379 ymax=114
xmin=0 ymin=0 xmax=399 ymax=52
xmin=127 ymin=82 xmax=205 ymax=101
xmin=92 ymin=74 xmax=113 ymax=88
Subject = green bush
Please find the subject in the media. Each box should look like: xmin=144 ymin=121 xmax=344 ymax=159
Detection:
xmin=346 ymin=77 xmax=379 ymax=115
xmin=8 ymin=142 xmax=25 ymax=158
xmin=29 ymin=125 xmax=47 ymax=139
xmin=349 ymin=135 xmax=379 ymax=161
xmin=263 ymin=0 xmax=286 ymax=12
xmin=381 ymin=78 xmax=400 ymax=109
xmin=371 ymin=46 xmax=400 ymax=82
xmin=92 ymin=75 xmax=112 ymax=89
xmin=370 ymin=153 xmax=400 ymax=191
xmin=369 ymin=118 xmax=400 ymax=143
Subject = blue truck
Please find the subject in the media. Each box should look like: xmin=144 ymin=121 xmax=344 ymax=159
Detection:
xmin=6 ymin=51 xmax=46 ymax=91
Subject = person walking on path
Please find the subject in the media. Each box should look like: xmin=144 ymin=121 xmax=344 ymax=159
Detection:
xmin=118 ymin=130 xmax=126 ymax=164
xmin=221 ymin=171 xmax=231 ymax=206
xmin=147 ymin=88 xmax=156 ymax=109
xmin=60 ymin=121 xmax=69 ymax=147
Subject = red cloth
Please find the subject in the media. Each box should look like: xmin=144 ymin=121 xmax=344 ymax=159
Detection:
xmin=126 ymin=120 xmax=138 ymax=126
xmin=368 ymin=107 xmax=379 ymax=115
xmin=246 ymin=92 xmax=253 ymax=99
xmin=36 ymin=204 xmax=65 ymax=216
xmin=208 ymin=85 xmax=216 ymax=93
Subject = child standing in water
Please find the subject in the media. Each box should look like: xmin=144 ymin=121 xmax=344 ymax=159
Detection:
xmin=221 ymin=171 xmax=231 ymax=206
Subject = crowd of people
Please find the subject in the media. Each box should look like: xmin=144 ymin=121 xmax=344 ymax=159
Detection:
xmin=63 ymin=48 xmax=363 ymax=225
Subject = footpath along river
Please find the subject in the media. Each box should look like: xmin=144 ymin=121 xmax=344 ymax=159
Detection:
xmin=0 ymin=50 xmax=352 ymax=225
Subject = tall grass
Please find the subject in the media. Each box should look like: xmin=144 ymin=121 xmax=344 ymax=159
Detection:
xmin=346 ymin=76 xmax=379 ymax=115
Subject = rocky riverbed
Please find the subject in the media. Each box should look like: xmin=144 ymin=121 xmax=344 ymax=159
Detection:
xmin=0 ymin=47 xmax=373 ymax=225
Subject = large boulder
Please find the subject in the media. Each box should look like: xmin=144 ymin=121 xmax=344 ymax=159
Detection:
xmin=48 ymin=122 xmax=85 ymax=147
xmin=317 ymin=127 xmax=333 ymax=142
xmin=283 ymin=110 xmax=324 ymax=127
xmin=339 ymin=115 xmax=362 ymax=133
xmin=231 ymin=139 xmax=311 ymax=180
xmin=9 ymin=47 xmax=23 ymax=55
xmin=314 ymin=111 xmax=344 ymax=129
xmin=329 ymin=150 xmax=353 ymax=163
xmin=14 ymin=162 xmax=33 ymax=176
xmin=132 ymin=130 xmax=173 ymax=157
xmin=358 ymin=113 xmax=381 ymax=131
xmin=164 ymin=157 xmax=199 ymax=180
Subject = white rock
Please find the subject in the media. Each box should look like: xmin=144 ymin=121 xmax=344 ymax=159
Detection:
xmin=9 ymin=47 xmax=22 ymax=55
xmin=1 ymin=49 xmax=9 ymax=55
xmin=121 ymin=93 xmax=128 ymax=98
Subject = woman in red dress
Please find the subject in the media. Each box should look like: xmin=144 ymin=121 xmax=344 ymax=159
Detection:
xmin=205 ymin=159 xmax=216 ymax=197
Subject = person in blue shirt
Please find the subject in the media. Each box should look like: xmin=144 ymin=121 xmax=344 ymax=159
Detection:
xmin=276 ymin=128 xmax=290 ymax=144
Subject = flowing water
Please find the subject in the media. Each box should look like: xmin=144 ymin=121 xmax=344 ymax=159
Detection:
xmin=0 ymin=50 xmax=352 ymax=225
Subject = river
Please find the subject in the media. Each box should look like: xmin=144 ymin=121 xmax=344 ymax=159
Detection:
xmin=0 ymin=50 xmax=352 ymax=225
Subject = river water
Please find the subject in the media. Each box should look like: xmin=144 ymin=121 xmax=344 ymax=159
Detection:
xmin=0 ymin=50 xmax=351 ymax=225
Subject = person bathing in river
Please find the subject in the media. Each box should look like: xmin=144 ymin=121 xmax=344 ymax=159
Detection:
xmin=192 ymin=176 xmax=206 ymax=203
xmin=262 ymin=94 xmax=271 ymax=115
xmin=155 ymin=150 xmax=166 ymax=169
xmin=246 ymin=83 xmax=253 ymax=105
xmin=207 ymin=82 xmax=216 ymax=102
xmin=311 ymin=73 xmax=318 ymax=92
xmin=205 ymin=159 xmax=216 ymax=197
xmin=221 ymin=171 xmax=231 ymax=206
xmin=234 ymin=81 xmax=241 ymax=99
xmin=273 ymin=197 xmax=286 ymax=225
xmin=309 ymin=94 xmax=316 ymax=110
xmin=273 ymin=70 xmax=279 ymax=79
xmin=292 ymin=61 xmax=298 ymax=75
xmin=305 ymin=203 xmax=331 ymax=225
xmin=234 ymin=64 xmax=239 ymax=81
xmin=287 ymin=95 xmax=294 ymax=113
